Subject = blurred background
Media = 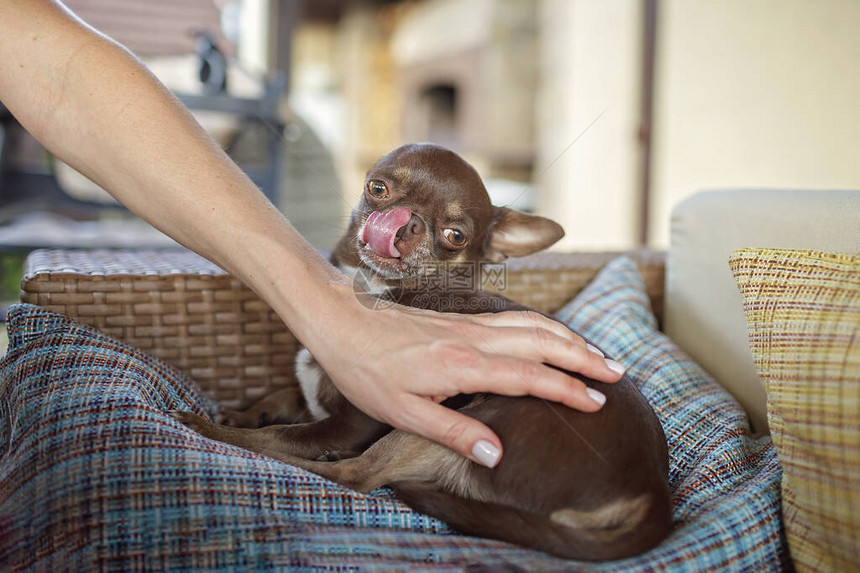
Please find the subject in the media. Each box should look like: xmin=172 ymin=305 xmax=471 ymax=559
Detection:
xmin=2 ymin=0 xmax=859 ymax=336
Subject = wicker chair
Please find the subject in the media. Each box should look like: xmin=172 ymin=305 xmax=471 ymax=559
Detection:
xmin=20 ymin=248 xmax=665 ymax=410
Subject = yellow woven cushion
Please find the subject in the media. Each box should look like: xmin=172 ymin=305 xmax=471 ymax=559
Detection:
xmin=731 ymin=248 xmax=860 ymax=572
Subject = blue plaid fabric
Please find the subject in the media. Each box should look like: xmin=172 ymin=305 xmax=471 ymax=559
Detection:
xmin=0 ymin=257 xmax=789 ymax=571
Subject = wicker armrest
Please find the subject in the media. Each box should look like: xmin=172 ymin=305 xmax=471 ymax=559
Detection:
xmin=20 ymin=248 xmax=665 ymax=408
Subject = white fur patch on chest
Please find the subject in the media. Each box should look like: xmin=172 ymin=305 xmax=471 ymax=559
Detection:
xmin=294 ymin=262 xmax=396 ymax=422
xmin=295 ymin=348 xmax=330 ymax=421
xmin=340 ymin=264 xmax=393 ymax=296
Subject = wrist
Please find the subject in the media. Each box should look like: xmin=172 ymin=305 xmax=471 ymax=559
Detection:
xmin=233 ymin=230 xmax=363 ymax=350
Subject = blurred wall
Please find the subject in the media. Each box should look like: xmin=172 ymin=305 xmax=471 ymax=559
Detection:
xmin=537 ymin=0 xmax=860 ymax=251
xmin=536 ymin=0 xmax=643 ymax=251
xmin=392 ymin=0 xmax=537 ymax=181
xmin=335 ymin=2 xmax=408 ymax=209
xmin=239 ymin=0 xmax=273 ymax=74
xmin=650 ymin=0 xmax=860 ymax=247
xmin=331 ymin=0 xmax=539 ymax=212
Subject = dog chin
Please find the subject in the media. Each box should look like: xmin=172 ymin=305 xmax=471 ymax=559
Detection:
xmin=358 ymin=249 xmax=417 ymax=279
xmin=356 ymin=241 xmax=432 ymax=280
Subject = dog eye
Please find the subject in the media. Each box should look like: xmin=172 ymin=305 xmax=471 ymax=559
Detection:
xmin=366 ymin=179 xmax=389 ymax=199
xmin=443 ymin=228 xmax=467 ymax=247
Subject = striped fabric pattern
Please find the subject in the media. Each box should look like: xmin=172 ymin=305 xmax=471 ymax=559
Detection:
xmin=731 ymin=248 xmax=860 ymax=572
xmin=1 ymin=256 xmax=788 ymax=571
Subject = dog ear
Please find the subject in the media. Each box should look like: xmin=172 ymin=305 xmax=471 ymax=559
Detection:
xmin=483 ymin=207 xmax=565 ymax=262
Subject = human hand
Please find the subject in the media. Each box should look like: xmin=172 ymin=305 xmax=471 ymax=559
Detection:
xmin=308 ymin=301 xmax=625 ymax=468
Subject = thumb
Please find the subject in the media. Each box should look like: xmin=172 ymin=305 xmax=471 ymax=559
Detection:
xmin=399 ymin=398 xmax=504 ymax=468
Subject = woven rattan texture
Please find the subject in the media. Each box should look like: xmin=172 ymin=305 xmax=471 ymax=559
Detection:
xmin=20 ymin=249 xmax=665 ymax=408
xmin=488 ymin=250 xmax=665 ymax=322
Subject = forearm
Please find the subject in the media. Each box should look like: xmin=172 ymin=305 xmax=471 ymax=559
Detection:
xmin=0 ymin=0 xmax=355 ymax=345
xmin=1 ymin=2 xmax=629 ymax=469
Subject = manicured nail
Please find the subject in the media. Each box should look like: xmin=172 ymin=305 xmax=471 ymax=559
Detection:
xmin=586 ymin=387 xmax=607 ymax=406
xmin=586 ymin=343 xmax=604 ymax=358
xmin=472 ymin=439 xmax=501 ymax=468
xmin=605 ymin=359 xmax=626 ymax=376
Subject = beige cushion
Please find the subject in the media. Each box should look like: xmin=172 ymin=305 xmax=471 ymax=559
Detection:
xmin=664 ymin=190 xmax=860 ymax=433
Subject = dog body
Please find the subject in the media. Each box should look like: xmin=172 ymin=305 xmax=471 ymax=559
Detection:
xmin=176 ymin=144 xmax=671 ymax=560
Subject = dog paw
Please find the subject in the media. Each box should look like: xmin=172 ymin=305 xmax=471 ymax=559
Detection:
xmin=169 ymin=410 xmax=216 ymax=437
xmin=315 ymin=449 xmax=360 ymax=462
xmin=216 ymin=408 xmax=267 ymax=428
xmin=316 ymin=450 xmax=339 ymax=462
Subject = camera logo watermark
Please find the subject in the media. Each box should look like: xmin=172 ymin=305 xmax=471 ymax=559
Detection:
xmin=352 ymin=261 xmax=508 ymax=311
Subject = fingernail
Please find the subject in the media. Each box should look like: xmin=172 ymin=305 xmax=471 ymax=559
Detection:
xmin=586 ymin=343 xmax=604 ymax=358
xmin=472 ymin=439 xmax=501 ymax=468
xmin=586 ymin=387 xmax=607 ymax=406
xmin=605 ymin=359 xmax=626 ymax=376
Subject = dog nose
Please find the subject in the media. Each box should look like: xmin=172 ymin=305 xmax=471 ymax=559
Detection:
xmin=396 ymin=214 xmax=426 ymax=241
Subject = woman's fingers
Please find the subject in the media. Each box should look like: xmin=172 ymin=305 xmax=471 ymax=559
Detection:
xmin=468 ymin=309 xmax=581 ymax=342
xmin=455 ymin=350 xmax=611 ymax=412
xmin=393 ymin=396 xmax=504 ymax=468
xmin=450 ymin=319 xmax=626 ymax=384
xmin=320 ymin=304 xmax=631 ymax=468
xmin=386 ymin=344 xmax=614 ymax=467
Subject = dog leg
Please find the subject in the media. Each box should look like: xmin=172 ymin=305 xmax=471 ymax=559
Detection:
xmin=218 ymin=386 xmax=314 ymax=428
xmin=172 ymin=411 xmax=469 ymax=494
xmin=253 ymin=430 xmax=468 ymax=495
xmin=171 ymin=408 xmax=390 ymax=461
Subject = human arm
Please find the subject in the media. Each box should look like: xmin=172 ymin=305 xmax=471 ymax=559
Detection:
xmin=0 ymin=0 xmax=623 ymax=467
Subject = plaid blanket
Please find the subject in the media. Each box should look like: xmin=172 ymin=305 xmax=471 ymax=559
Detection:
xmin=0 ymin=257 xmax=789 ymax=571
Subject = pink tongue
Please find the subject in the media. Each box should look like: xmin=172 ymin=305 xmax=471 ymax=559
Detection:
xmin=362 ymin=207 xmax=412 ymax=258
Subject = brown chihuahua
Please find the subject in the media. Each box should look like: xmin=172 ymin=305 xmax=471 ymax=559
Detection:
xmin=174 ymin=143 xmax=671 ymax=561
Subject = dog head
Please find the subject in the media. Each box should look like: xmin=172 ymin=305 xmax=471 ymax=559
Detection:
xmin=337 ymin=143 xmax=564 ymax=280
